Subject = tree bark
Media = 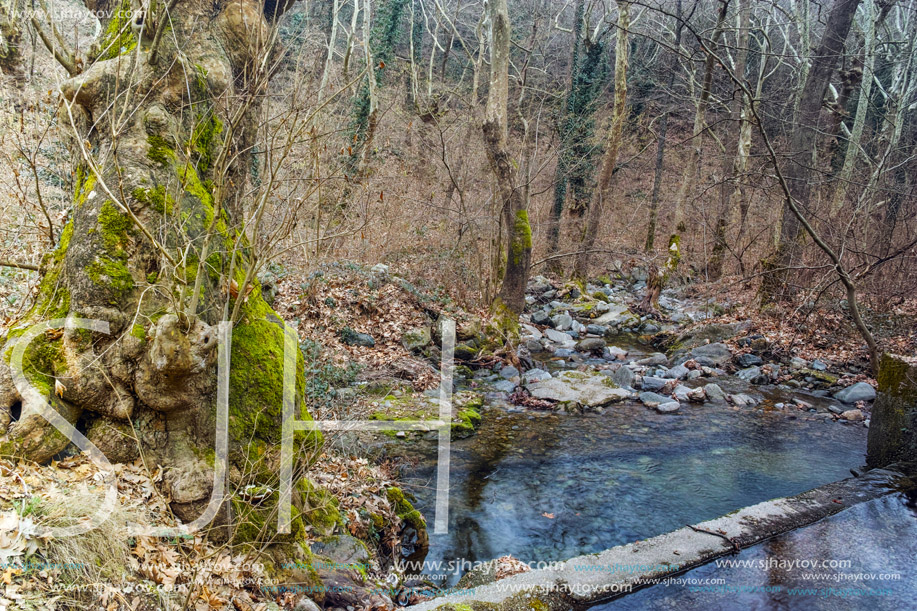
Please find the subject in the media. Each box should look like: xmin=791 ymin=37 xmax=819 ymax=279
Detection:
xmin=671 ymin=0 xmax=730 ymax=235
xmin=484 ymin=0 xmax=531 ymax=319
xmin=572 ymin=0 xmax=630 ymax=280
xmin=709 ymin=0 xmax=751 ymax=280
xmin=761 ymin=0 xmax=862 ymax=303
xmin=545 ymin=0 xmax=586 ymax=275
xmin=830 ymin=0 xmax=882 ymax=214
xmin=0 ymin=0 xmax=322 ymax=543
xmin=646 ymin=0 xmax=683 ymax=252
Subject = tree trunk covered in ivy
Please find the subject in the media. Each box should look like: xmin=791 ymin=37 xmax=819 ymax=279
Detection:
xmin=0 ymin=0 xmax=332 ymax=551
xmin=644 ymin=0 xmax=682 ymax=253
xmin=572 ymin=0 xmax=629 ymax=280
xmin=347 ymin=0 xmax=409 ymax=175
xmin=484 ymin=0 xmax=531 ymax=320
xmin=545 ymin=0 xmax=585 ymax=274
xmin=546 ymin=35 xmax=606 ymax=274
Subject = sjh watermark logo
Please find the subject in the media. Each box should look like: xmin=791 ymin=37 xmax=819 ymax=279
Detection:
xmin=5 ymin=317 xmax=456 ymax=538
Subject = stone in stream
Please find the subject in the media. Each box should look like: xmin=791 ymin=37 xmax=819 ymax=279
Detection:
xmin=493 ymin=380 xmax=516 ymax=393
xmin=828 ymin=405 xmax=845 ymax=415
xmin=811 ymin=359 xmax=828 ymax=371
xmin=525 ymin=339 xmax=545 ymax=353
xmin=735 ymin=353 xmax=763 ymax=368
xmin=639 ymin=392 xmax=669 ymax=408
xmin=552 ymin=313 xmax=574 ymax=330
xmin=523 ymin=369 xmax=552 ymax=384
xmin=591 ymin=303 xmax=631 ymax=326
xmin=522 ymin=324 xmax=543 ymax=340
xmin=729 ymin=393 xmax=758 ymax=407
xmin=499 ymin=365 xmax=520 ymax=380
xmin=689 ymin=343 xmax=733 ymax=368
xmin=656 ymin=401 xmax=681 ymax=413
xmin=606 ymin=346 xmax=628 ymax=360
xmin=672 ymin=385 xmax=706 ymax=402
xmin=840 ymin=409 xmax=865 ymax=422
xmin=736 ymin=366 xmax=762 ymax=382
xmin=526 ymin=370 xmax=631 ymax=408
xmin=609 ymin=365 xmax=635 ymax=389
xmin=545 ymin=328 xmax=574 ymax=344
xmin=663 ymin=364 xmax=690 ymax=380
xmin=577 ymin=338 xmax=606 ymax=353
xmin=790 ymin=357 xmax=809 ymax=370
xmin=672 ymin=385 xmax=691 ymax=402
xmin=554 ymin=348 xmax=574 ymax=358
xmin=586 ymin=324 xmax=608 ymax=336
xmin=532 ymin=310 xmax=551 ymax=326
xmin=833 ymin=381 xmax=876 ymax=404
xmin=704 ymin=383 xmax=726 ymax=402
xmin=641 ymin=376 xmax=667 ymax=392
xmin=636 ymin=352 xmax=668 ymax=366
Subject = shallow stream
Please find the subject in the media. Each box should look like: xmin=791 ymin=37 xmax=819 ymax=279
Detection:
xmin=389 ymin=341 xmax=871 ymax=589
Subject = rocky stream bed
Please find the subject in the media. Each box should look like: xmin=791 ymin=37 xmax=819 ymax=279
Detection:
xmin=352 ymin=272 xmax=885 ymax=607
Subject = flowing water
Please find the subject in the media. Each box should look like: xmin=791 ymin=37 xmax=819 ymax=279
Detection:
xmin=595 ymin=491 xmax=917 ymax=610
xmin=390 ymin=371 xmax=870 ymax=587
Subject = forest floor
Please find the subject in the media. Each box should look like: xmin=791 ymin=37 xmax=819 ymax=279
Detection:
xmin=1 ymin=260 xmax=915 ymax=611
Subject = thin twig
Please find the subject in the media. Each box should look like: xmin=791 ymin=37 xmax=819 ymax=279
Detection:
xmin=0 ymin=260 xmax=39 ymax=271
xmin=687 ymin=524 xmax=740 ymax=553
xmin=148 ymin=0 xmax=181 ymax=66
xmin=31 ymin=17 xmax=79 ymax=76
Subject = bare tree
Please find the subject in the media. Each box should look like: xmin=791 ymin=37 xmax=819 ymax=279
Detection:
xmin=761 ymin=0 xmax=862 ymax=303
xmin=573 ymin=0 xmax=631 ymax=280
xmin=483 ymin=0 xmax=531 ymax=320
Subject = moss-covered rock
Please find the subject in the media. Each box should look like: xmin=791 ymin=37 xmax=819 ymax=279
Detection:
xmin=867 ymin=353 xmax=917 ymax=468
xmin=386 ymin=486 xmax=428 ymax=557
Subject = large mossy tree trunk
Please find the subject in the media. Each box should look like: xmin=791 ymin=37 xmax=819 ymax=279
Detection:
xmin=0 ymin=0 xmax=326 ymax=545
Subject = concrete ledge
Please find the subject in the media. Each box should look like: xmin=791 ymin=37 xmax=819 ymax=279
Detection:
xmin=406 ymin=467 xmax=915 ymax=610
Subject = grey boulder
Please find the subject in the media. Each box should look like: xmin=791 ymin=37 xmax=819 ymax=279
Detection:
xmin=833 ymin=382 xmax=876 ymax=404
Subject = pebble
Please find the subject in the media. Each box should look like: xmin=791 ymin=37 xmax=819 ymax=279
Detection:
xmin=500 ymin=365 xmax=520 ymax=379
xmin=663 ymin=364 xmax=690 ymax=380
xmin=586 ymin=324 xmax=608 ymax=336
xmin=640 ymin=376 xmax=667 ymax=391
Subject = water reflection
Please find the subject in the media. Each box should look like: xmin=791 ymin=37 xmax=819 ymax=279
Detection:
xmin=396 ymin=398 xmax=868 ymax=586
xmin=599 ymin=493 xmax=917 ymax=610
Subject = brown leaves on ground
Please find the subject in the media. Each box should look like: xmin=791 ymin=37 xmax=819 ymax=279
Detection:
xmin=0 ymin=455 xmax=279 ymax=610
xmin=684 ymin=281 xmax=917 ymax=379
xmin=508 ymin=388 xmax=554 ymax=410
xmin=274 ymin=265 xmax=466 ymax=389
xmin=492 ymin=555 xmax=531 ymax=580
xmin=306 ymin=453 xmax=403 ymax=559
